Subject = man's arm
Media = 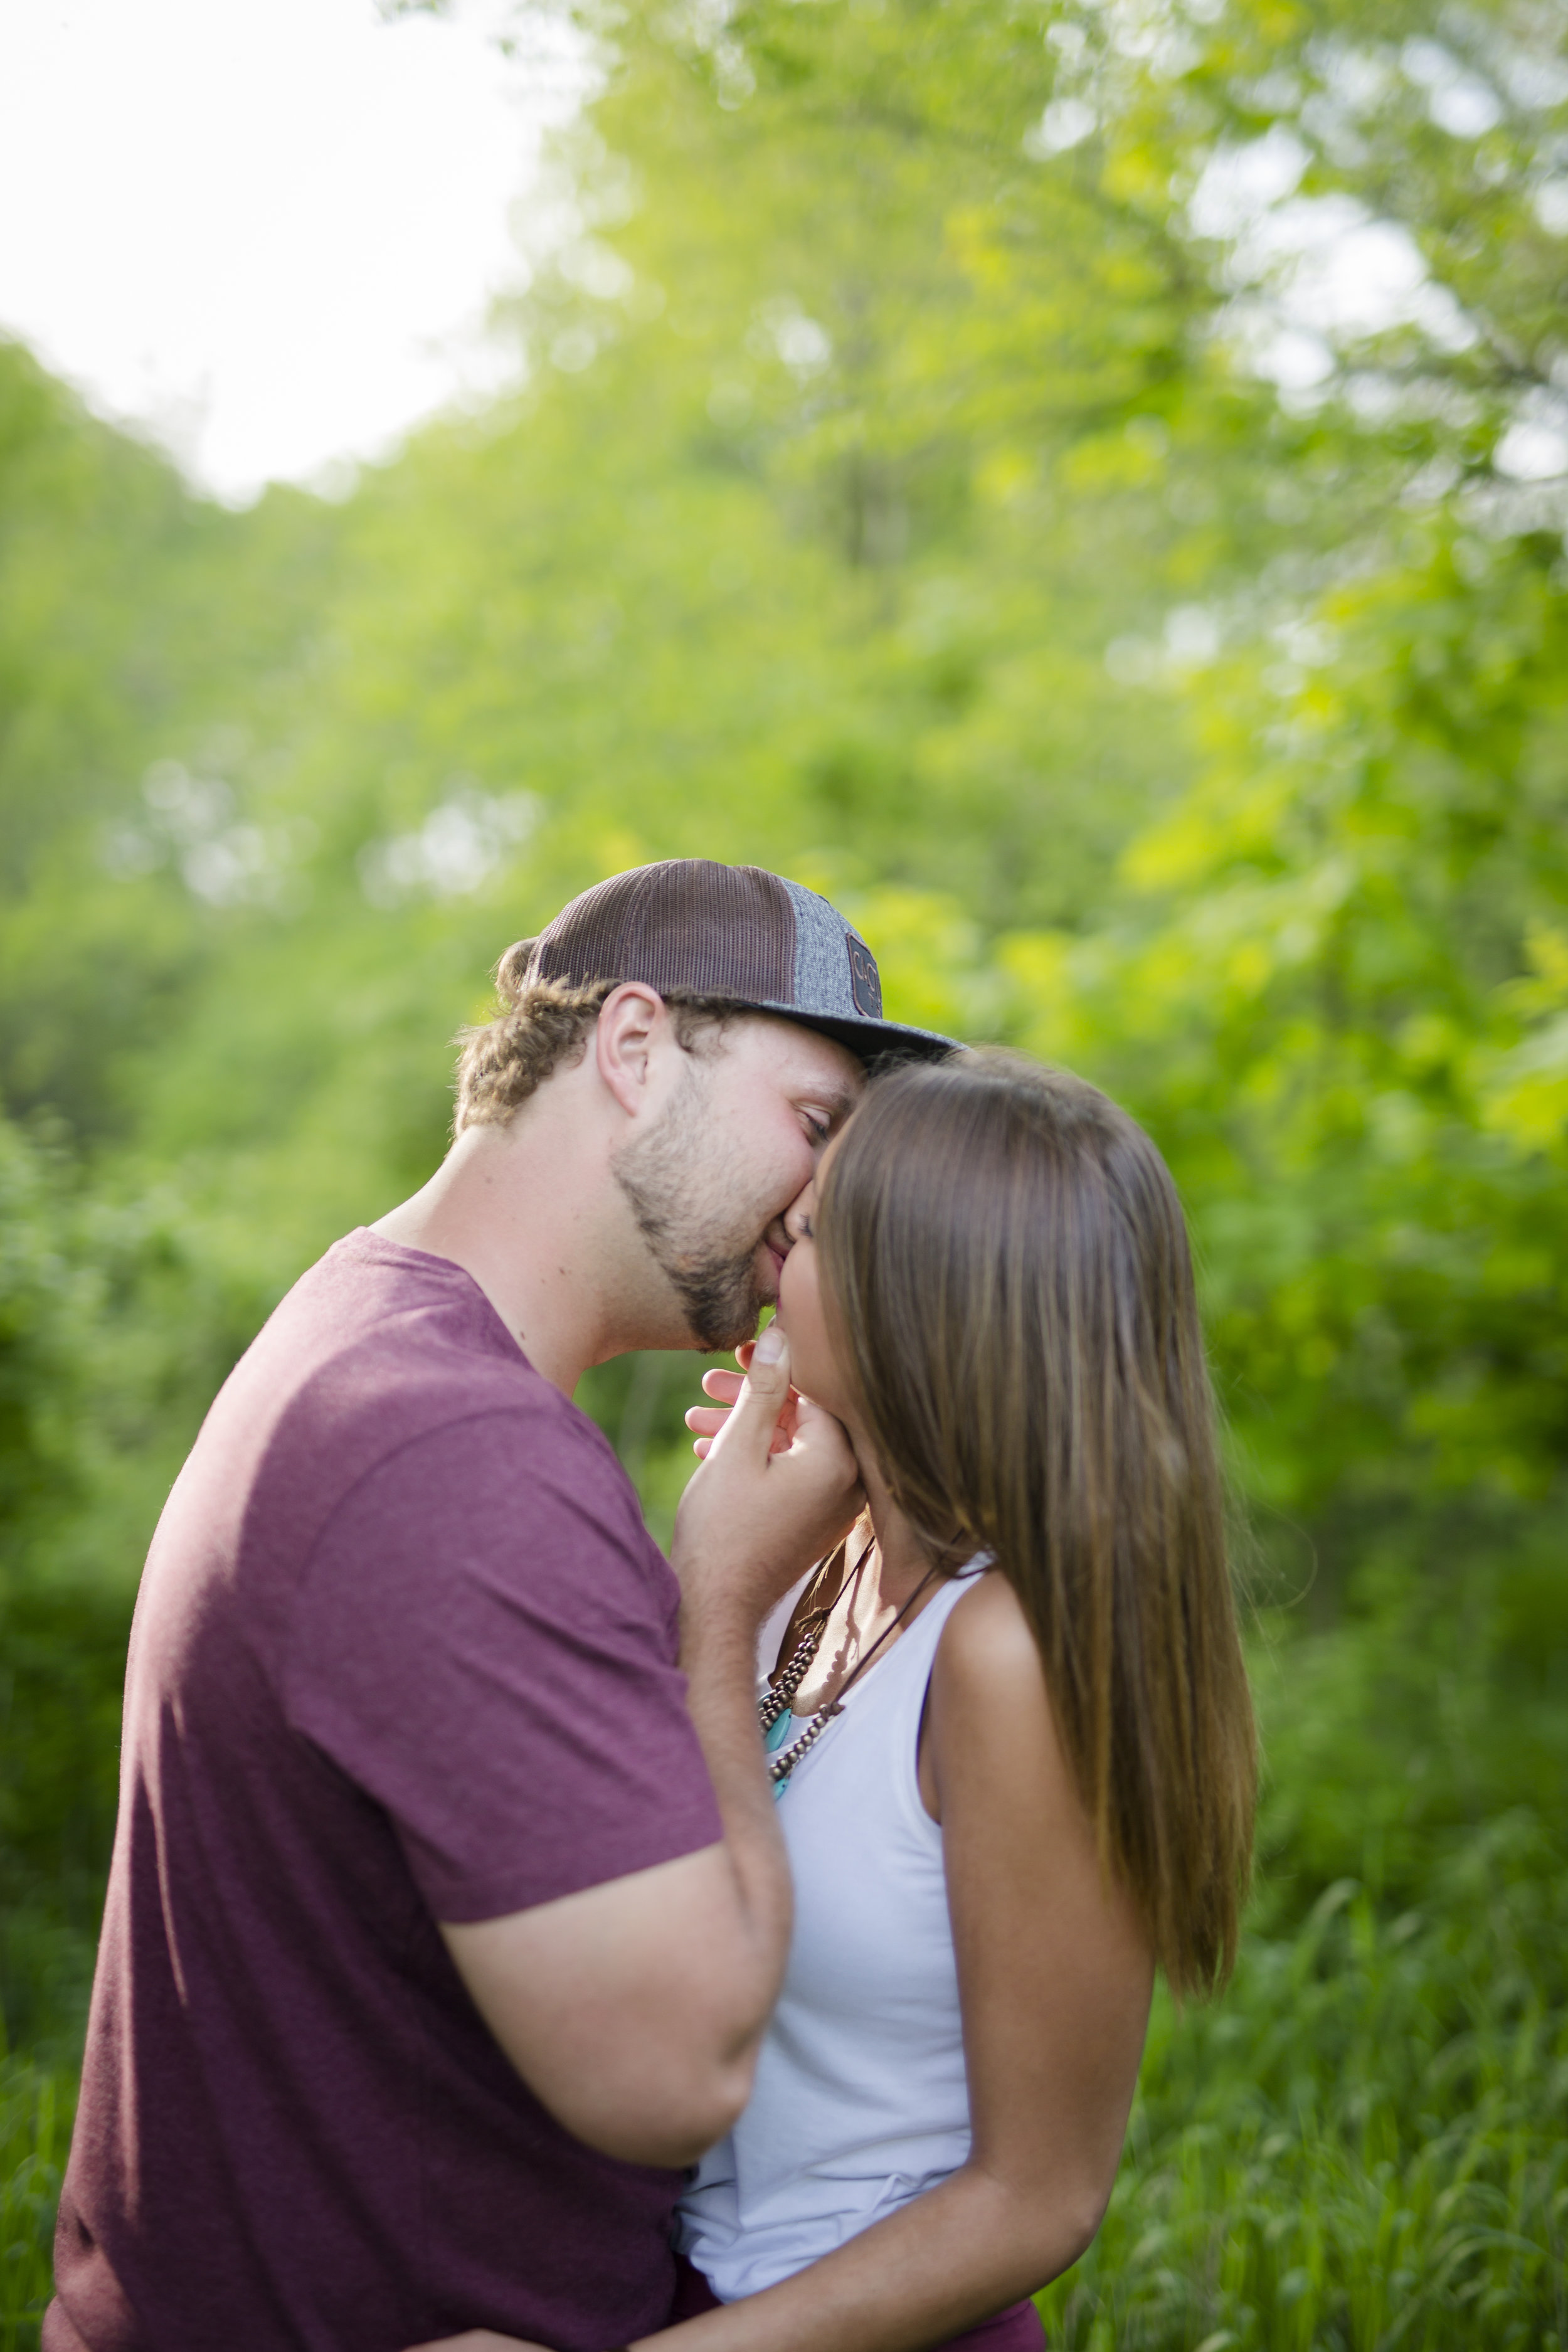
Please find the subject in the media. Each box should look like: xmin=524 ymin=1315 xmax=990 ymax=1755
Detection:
xmin=442 ymin=1841 xmax=771 ymax=2167
xmin=442 ymin=1326 xmax=861 ymax=2168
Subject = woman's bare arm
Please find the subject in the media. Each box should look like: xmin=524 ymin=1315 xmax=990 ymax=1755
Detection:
xmin=410 ymin=1574 xmax=1152 ymax=2352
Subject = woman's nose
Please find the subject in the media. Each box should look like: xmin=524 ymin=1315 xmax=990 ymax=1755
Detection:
xmin=783 ymin=1184 xmax=817 ymax=1244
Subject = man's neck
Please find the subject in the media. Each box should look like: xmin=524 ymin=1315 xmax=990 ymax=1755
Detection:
xmin=373 ymin=1115 xmax=638 ymax=1396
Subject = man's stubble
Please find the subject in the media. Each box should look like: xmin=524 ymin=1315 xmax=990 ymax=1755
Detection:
xmin=610 ymin=1059 xmax=774 ymax=1353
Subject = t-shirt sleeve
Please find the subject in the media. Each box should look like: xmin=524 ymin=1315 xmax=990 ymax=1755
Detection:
xmin=281 ymin=1406 xmax=723 ymax=1921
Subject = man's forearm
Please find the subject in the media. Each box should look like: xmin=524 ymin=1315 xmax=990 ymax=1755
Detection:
xmin=664 ymin=1322 xmax=862 ymax=2069
xmin=677 ymin=1594 xmax=793 ymax=2039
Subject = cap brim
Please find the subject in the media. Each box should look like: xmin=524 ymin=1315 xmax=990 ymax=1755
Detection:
xmin=739 ymin=1000 xmax=961 ymax=1065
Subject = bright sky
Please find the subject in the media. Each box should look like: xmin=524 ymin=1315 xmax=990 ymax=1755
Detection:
xmin=0 ymin=0 xmax=585 ymax=502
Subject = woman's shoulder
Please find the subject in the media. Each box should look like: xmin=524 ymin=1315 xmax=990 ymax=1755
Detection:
xmin=935 ymin=1567 xmax=1045 ymax=1695
xmin=921 ymin=1569 xmax=1073 ymax=1830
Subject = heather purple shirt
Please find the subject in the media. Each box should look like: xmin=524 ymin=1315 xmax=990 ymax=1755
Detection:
xmin=47 ymin=1231 xmax=723 ymax=2352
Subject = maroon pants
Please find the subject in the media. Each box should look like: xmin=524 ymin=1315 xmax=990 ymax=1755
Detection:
xmin=670 ymin=2254 xmax=1046 ymax=2348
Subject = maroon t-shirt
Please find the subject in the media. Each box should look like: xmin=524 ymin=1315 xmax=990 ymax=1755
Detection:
xmin=47 ymin=1231 xmax=723 ymax=2352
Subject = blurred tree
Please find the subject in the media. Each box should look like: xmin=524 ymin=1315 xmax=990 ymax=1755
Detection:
xmin=0 ymin=1115 xmax=261 ymax=2048
xmin=964 ymin=0 xmax=1568 ymax=1530
xmin=1 ymin=0 xmax=1564 ymax=1547
xmin=0 ymin=341 xmax=342 ymax=1148
xmin=1010 ymin=517 xmax=1568 ymax=1526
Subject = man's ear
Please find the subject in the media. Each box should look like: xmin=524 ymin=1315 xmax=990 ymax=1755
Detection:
xmin=594 ymin=983 xmax=667 ymax=1120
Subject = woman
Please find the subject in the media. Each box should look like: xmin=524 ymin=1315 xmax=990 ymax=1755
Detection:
xmin=425 ymin=1049 xmax=1254 ymax=2351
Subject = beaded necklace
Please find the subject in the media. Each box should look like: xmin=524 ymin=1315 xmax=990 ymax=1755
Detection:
xmin=758 ymin=1546 xmax=941 ymax=1797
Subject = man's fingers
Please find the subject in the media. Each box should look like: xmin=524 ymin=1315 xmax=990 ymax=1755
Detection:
xmin=691 ymin=1325 xmax=795 ymax=1470
xmin=686 ymin=1406 xmax=730 ymax=1436
xmin=723 ymin=1323 xmax=791 ymax=1435
xmin=701 ymin=1369 xmax=744 ymax=1403
xmin=672 ymin=1323 xmax=862 ymax=1617
xmin=405 ymin=2335 xmax=546 ymax=2350
xmin=692 ymin=1426 xmax=788 ymax=1459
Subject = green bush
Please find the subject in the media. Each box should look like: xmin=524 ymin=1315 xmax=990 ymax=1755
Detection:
xmin=1045 ymin=1829 xmax=1567 ymax=2351
xmin=0 ymin=2058 xmax=73 ymax=2352
xmin=1039 ymin=1569 xmax=1568 ymax=2351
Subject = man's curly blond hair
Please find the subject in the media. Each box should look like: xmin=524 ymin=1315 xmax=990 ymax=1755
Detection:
xmin=453 ymin=938 xmax=750 ymax=1134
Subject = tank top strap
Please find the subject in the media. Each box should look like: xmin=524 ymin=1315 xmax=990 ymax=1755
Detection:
xmin=862 ymin=1560 xmax=987 ymax=1732
xmin=911 ymin=1559 xmax=988 ymax=1650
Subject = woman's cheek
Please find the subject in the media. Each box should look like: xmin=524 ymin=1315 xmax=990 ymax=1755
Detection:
xmin=780 ymin=1248 xmax=845 ymax=1416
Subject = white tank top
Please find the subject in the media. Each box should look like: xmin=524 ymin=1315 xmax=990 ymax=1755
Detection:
xmin=677 ymin=1564 xmax=985 ymax=2301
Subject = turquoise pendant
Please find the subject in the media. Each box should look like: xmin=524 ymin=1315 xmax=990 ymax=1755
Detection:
xmin=764 ymin=1708 xmax=793 ymax=1754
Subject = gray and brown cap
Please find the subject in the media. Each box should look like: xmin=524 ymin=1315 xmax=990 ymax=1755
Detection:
xmin=526 ymin=860 xmax=956 ymax=1063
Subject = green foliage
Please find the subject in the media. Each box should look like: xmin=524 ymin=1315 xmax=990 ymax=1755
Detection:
xmin=1025 ymin=1501 xmax=1568 ymax=2346
xmin=0 ymin=2057 xmax=72 ymax=2352
xmin=1044 ymin=1818 xmax=1567 ymax=2350
xmin=0 ymin=1116 xmax=264 ymax=2069
xmin=1001 ymin=513 xmax=1568 ymax=1517
xmin=0 ymin=1118 xmax=262 ymax=1595
xmin=1 ymin=0 xmax=1566 ymax=2339
xmin=0 ymin=341 xmax=337 ymax=1147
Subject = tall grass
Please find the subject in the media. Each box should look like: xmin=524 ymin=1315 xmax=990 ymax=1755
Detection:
xmin=11 ymin=1840 xmax=1559 ymax=2352
xmin=1039 ymin=1809 xmax=1567 ymax=2350
xmin=1034 ymin=1527 xmax=1568 ymax=2349
xmin=2 ymin=1525 xmax=1563 ymax=2348
xmin=0 ymin=2057 xmax=73 ymax=2352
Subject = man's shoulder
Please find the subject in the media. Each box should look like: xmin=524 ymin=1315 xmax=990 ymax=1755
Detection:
xmin=301 ymin=1362 xmax=626 ymax=1523
xmin=195 ymin=1230 xmax=632 ymax=1547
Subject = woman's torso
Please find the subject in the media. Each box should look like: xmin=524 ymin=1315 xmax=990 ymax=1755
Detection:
xmin=678 ymin=1563 xmax=984 ymax=2302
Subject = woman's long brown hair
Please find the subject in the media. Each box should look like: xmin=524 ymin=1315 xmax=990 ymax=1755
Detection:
xmin=817 ymin=1049 xmax=1256 ymax=1998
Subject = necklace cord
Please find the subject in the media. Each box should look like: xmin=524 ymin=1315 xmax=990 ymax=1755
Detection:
xmin=821 ymin=1561 xmax=941 ymax=1713
xmin=760 ymin=1555 xmax=944 ymax=1788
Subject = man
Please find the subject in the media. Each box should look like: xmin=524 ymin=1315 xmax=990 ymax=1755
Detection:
xmin=46 ymin=861 xmax=953 ymax=2352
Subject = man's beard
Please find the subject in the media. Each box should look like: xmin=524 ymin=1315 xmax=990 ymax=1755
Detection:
xmin=611 ymin=1066 xmax=773 ymax=1352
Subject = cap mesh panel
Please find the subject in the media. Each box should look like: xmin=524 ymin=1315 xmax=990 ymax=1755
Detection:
xmin=533 ymin=861 xmax=796 ymax=1001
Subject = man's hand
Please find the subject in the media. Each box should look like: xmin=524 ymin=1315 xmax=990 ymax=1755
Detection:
xmin=672 ymin=1323 xmax=862 ymax=1630
xmin=405 ymin=2335 xmax=553 ymax=2351
xmin=686 ymin=1337 xmax=795 ymax=1458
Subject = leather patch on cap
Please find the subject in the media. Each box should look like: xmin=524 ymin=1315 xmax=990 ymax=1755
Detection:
xmin=846 ymin=933 xmax=882 ymax=1017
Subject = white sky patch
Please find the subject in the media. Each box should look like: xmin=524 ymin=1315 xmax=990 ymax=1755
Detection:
xmin=0 ymin=0 xmax=588 ymax=503
xmin=1189 ymin=125 xmax=1310 ymax=240
xmin=1264 ymin=200 xmax=1475 ymax=351
xmin=1400 ymin=38 xmax=1505 ymax=138
xmin=1536 ymin=178 xmax=1568 ymax=235
xmin=358 ymin=784 xmax=540 ymax=906
xmin=1494 ymin=388 xmax=1568 ymax=482
xmin=1024 ymin=97 xmax=1097 ymax=159
xmin=1192 ymin=128 xmax=1478 ymax=398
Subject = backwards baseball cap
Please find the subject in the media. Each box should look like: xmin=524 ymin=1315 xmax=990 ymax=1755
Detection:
xmin=524 ymin=860 xmax=957 ymax=1063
